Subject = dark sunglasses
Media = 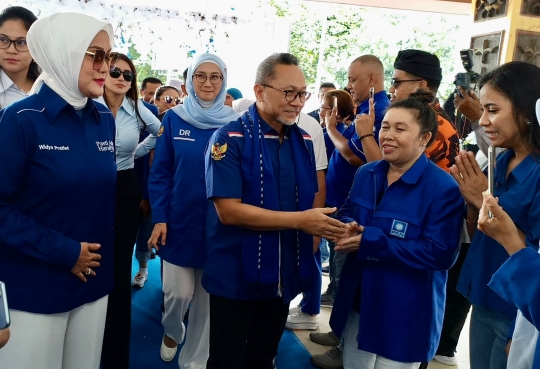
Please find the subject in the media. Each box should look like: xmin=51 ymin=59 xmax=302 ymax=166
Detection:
xmin=85 ymin=49 xmax=119 ymax=71
xmin=109 ymin=67 xmax=134 ymax=82
xmin=163 ymin=95 xmax=181 ymax=104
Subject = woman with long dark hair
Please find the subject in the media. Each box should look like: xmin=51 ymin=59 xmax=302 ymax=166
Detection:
xmin=451 ymin=61 xmax=540 ymax=369
xmin=0 ymin=6 xmax=41 ymax=109
xmin=96 ymin=52 xmax=161 ymax=369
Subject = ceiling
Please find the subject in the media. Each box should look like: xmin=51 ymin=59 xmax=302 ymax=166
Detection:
xmin=304 ymin=0 xmax=473 ymax=15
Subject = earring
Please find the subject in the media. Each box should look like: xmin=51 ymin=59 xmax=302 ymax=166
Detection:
xmin=527 ymin=120 xmax=533 ymax=126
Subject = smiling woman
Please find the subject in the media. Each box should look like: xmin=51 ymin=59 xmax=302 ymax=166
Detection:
xmin=0 ymin=6 xmax=41 ymax=109
xmin=0 ymin=12 xmax=118 ymax=369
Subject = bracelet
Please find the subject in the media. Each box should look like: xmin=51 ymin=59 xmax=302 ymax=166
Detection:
xmin=359 ymin=133 xmax=375 ymax=140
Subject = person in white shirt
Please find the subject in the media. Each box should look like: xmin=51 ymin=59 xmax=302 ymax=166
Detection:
xmin=0 ymin=6 xmax=40 ymax=109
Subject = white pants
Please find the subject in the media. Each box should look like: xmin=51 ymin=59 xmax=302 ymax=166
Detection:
xmin=0 ymin=295 xmax=108 ymax=369
xmin=343 ymin=312 xmax=420 ymax=369
xmin=162 ymin=260 xmax=209 ymax=369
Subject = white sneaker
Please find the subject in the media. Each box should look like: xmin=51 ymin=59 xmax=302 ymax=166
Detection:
xmin=288 ymin=305 xmax=302 ymax=315
xmin=131 ymin=272 xmax=147 ymax=288
xmin=433 ymin=354 xmax=458 ymax=366
xmin=285 ymin=311 xmax=319 ymax=330
xmin=160 ymin=338 xmax=177 ymax=362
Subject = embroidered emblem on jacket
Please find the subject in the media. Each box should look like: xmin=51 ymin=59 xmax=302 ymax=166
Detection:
xmin=390 ymin=220 xmax=408 ymax=238
xmin=211 ymin=143 xmax=228 ymax=161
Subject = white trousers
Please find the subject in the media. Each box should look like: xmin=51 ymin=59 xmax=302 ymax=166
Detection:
xmin=162 ymin=260 xmax=209 ymax=369
xmin=343 ymin=312 xmax=421 ymax=369
xmin=0 ymin=295 xmax=108 ymax=369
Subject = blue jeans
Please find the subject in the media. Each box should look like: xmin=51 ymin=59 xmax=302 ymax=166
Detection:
xmin=327 ymin=239 xmax=347 ymax=298
xmin=320 ymin=238 xmax=330 ymax=264
xmin=134 ymin=215 xmax=153 ymax=264
xmin=469 ymin=305 xmax=512 ymax=369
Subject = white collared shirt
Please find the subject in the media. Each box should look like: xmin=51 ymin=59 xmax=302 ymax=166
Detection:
xmin=0 ymin=69 xmax=29 ymax=109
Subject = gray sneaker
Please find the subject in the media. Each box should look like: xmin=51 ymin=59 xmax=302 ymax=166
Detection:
xmin=311 ymin=346 xmax=343 ymax=369
xmin=320 ymin=291 xmax=334 ymax=308
xmin=309 ymin=330 xmax=340 ymax=346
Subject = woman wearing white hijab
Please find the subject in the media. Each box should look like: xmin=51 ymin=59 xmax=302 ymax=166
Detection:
xmin=0 ymin=13 xmax=117 ymax=369
xmin=148 ymin=53 xmax=239 ymax=368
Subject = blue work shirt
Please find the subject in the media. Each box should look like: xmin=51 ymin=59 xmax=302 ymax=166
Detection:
xmin=204 ymin=118 xmax=317 ymax=302
xmin=330 ymin=154 xmax=464 ymax=363
xmin=489 ymin=247 xmax=540 ymax=369
xmin=0 ymin=83 xmax=117 ymax=314
xmin=95 ymin=96 xmax=161 ymax=171
xmin=323 ymin=122 xmax=346 ymax=161
xmin=149 ymin=111 xmax=217 ymax=269
xmin=325 ymin=91 xmax=390 ymax=208
xmin=457 ymin=150 xmax=540 ymax=319
xmin=134 ymin=101 xmax=159 ymax=200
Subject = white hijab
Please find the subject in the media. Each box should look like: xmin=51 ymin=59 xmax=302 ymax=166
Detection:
xmin=27 ymin=13 xmax=114 ymax=109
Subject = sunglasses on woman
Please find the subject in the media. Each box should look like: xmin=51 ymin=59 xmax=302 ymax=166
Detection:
xmin=162 ymin=95 xmax=181 ymax=104
xmin=109 ymin=67 xmax=134 ymax=82
xmin=85 ymin=49 xmax=119 ymax=71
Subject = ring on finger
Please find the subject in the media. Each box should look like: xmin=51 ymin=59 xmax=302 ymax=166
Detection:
xmin=85 ymin=268 xmax=91 ymax=275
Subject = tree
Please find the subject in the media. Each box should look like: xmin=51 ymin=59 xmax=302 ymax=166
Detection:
xmin=270 ymin=1 xmax=465 ymax=99
xmin=127 ymin=43 xmax=167 ymax=87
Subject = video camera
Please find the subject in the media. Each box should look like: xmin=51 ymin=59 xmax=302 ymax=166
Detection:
xmin=454 ymin=49 xmax=481 ymax=92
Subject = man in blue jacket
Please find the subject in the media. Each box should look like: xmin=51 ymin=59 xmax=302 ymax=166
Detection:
xmin=204 ymin=53 xmax=347 ymax=369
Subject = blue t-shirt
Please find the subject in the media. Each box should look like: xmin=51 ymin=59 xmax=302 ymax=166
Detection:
xmin=203 ymin=117 xmax=317 ymax=302
xmin=323 ymin=122 xmax=346 ymax=161
xmin=457 ymin=150 xmax=540 ymax=319
xmin=326 ymin=91 xmax=390 ymax=208
xmin=0 ymin=83 xmax=117 ymax=314
xmin=149 ymin=111 xmax=217 ymax=269
xmin=330 ymin=154 xmax=464 ymax=362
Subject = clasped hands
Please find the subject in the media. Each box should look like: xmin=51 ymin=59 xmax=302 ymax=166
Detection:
xmin=334 ymin=222 xmax=364 ymax=253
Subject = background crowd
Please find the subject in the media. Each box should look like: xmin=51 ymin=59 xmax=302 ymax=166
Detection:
xmin=0 ymin=5 xmax=539 ymax=369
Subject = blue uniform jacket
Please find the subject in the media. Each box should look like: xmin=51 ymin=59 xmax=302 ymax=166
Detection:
xmin=326 ymin=91 xmax=390 ymax=208
xmin=330 ymin=154 xmax=464 ymax=363
xmin=457 ymin=150 xmax=540 ymax=320
xmin=489 ymin=247 xmax=540 ymax=369
xmin=203 ymin=118 xmax=317 ymax=302
xmin=0 ymin=84 xmax=116 ymax=314
xmin=149 ymin=111 xmax=216 ymax=269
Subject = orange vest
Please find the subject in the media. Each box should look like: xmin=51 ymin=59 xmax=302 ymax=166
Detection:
xmin=425 ymin=102 xmax=460 ymax=172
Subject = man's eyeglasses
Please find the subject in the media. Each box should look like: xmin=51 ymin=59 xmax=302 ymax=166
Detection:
xmin=390 ymin=78 xmax=422 ymax=88
xmin=261 ymin=84 xmax=311 ymax=103
xmin=109 ymin=67 xmax=134 ymax=82
xmin=193 ymin=73 xmax=223 ymax=84
xmin=85 ymin=49 xmax=119 ymax=71
xmin=0 ymin=36 xmax=28 ymax=52
xmin=162 ymin=95 xmax=181 ymax=104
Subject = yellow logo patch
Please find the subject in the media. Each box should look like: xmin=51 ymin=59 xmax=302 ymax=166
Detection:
xmin=211 ymin=143 xmax=228 ymax=161
xmin=157 ymin=126 xmax=164 ymax=137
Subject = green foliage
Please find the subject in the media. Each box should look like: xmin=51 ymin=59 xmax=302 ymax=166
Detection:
xmin=270 ymin=1 xmax=464 ymax=99
xmin=127 ymin=43 xmax=167 ymax=87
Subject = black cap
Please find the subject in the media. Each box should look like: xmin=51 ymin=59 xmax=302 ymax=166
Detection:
xmin=394 ymin=49 xmax=442 ymax=82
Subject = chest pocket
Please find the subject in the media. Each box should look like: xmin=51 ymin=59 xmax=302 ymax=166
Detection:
xmin=372 ymin=211 xmax=423 ymax=240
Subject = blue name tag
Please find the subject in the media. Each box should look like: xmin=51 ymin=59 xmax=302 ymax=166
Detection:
xmin=390 ymin=220 xmax=408 ymax=238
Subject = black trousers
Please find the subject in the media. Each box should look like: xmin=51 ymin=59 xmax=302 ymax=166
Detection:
xmin=101 ymin=169 xmax=142 ymax=369
xmin=206 ymin=294 xmax=289 ymax=369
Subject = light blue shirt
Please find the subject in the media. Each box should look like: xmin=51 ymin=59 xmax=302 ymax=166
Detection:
xmin=96 ymin=96 xmax=161 ymax=171
xmin=0 ymin=70 xmax=28 ymax=109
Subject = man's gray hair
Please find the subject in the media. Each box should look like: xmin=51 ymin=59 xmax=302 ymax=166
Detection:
xmin=255 ymin=53 xmax=299 ymax=85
